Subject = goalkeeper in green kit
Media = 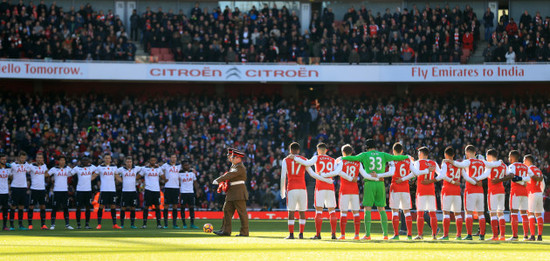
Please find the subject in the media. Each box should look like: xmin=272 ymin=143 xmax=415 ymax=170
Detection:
xmin=342 ymin=139 xmax=409 ymax=240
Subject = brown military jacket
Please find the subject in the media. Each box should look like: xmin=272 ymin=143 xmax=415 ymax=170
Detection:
xmin=215 ymin=163 xmax=249 ymax=202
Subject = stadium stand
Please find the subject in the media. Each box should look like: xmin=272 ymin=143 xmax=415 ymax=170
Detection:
xmin=483 ymin=10 xmax=550 ymax=62
xmin=0 ymin=1 xmax=495 ymax=63
xmin=0 ymin=1 xmax=135 ymax=61
xmin=139 ymin=3 xmax=482 ymax=63
xmin=0 ymin=84 xmax=548 ymax=211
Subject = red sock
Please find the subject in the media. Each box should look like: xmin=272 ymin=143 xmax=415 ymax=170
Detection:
xmin=416 ymin=211 xmax=424 ymax=236
xmin=288 ymin=220 xmax=295 ymax=234
xmin=537 ymin=217 xmax=544 ymax=236
xmin=479 ymin=217 xmax=486 ymax=236
xmin=429 ymin=212 xmax=437 ymax=236
xmin=315 ymin=212 xmax=322 ymax=236
xmin=340 ymin=215 xmax=347 ymax=236
xmin=392 ymin=214 xmax=399 ymax=236
xmin=299 ymin=219 xmax=305 ymax=234
xmin=456 ymin=216 xmax=463 ymax=237
xmin=329 ymin=212 xmax=337 ymax=235
xmin=499 ymin=218 xmax=506 ymax=238
xmin=405 ymin=214 xmax=413 ymax=236
xmin=443 ymin=216 xmax=450 ymax=237
xmin=354 ymin=215 xmax=361 ymax=236
xmin=521 ymin=214 xmax=529 ymax=237
xmin=491 ymin=218 xmax=499 ymax=238
xmin=529 ymin=216 xmax=536 ymax=236
xmin=466 ymin=215 xmax=473 ymax=236
xmin=511 ymin=214 xmax=518 ymax=237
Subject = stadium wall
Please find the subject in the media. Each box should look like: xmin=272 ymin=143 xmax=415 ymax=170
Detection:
xmin=3 ymin=210 xmax=550 ymax=222
xmin=509 ymin=0 xmax=550 ymax=22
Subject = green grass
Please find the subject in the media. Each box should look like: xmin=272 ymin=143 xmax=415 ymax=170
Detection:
xmin=1 ymin=219 xmax=549 ymax=260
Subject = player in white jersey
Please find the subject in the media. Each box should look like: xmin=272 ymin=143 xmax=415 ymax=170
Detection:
xmin=161 ymin=154 xmax=181 ymax=228
xmin=27 ymin=153 xmax=49 ymax=230
xmin=9 ymin=152 xmax=31 ymax=230
xmin=71 ymin=157 xmax=98 ymax=229
xmin=139 ymin=155 xmax=165 ymax=229
xmin=117 ymin=156 xmax=143 ymax=229
xmin=179 ymin=161 xmax=199 ymax=229
xmin=48 ymin=155 xmax=74 ymax=230
xmin=0 ymin=154 xmax=12 ymax=231
xmin=94 ymin=154 xmax=122 ymax=230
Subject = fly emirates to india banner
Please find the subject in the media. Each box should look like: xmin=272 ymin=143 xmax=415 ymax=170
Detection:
xmin=0 ymin=61 xmax=548 ymax=82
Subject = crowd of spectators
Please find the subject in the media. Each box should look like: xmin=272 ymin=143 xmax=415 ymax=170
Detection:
xmin=138 ymin=3 xmax=481 ymax=64
xmin=0 ymin=0 xmax=135 ymax=61
xmin=0 ymin=0 xmax=485 ymax=63
xmin=0 ymin=90 xmax=548 ymax=211
xmin=483 ymin=9 xmax=550 ymax=63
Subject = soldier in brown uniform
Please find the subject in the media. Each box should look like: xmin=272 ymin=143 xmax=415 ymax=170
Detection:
xmin=213 ymin=149 xmax=249 ymax=236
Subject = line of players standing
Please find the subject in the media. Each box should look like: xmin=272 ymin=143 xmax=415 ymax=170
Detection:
xmin=280 ymin=140 xmax=545 ymax=241
xmin=0 ymin=152 xmax=199 ymax=230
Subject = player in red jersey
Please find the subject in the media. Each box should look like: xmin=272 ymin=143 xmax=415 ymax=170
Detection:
xmin=412 ymin=147 xmax=441 ymax=240
xmin=280 ymin=142 xmax=331 ymax=240
xmin=524 ymin=155 xmax=544 ymax=241
xmin=475 ymin=149 xmax=510 ymax=240
xmin=506 ymin=150 xmax=531 ymax=241
xmin=290 ymin=143 xmax=337 ymax=239
xmin=438 ymin=147 xmax=467 ymax=240
xmin=323 ymin=144 xmax=378 ymax=240
xmin=387 ymin=143 xmax=432 ymax=240
xmin=447 ymin=145 xmax=501 ymax=240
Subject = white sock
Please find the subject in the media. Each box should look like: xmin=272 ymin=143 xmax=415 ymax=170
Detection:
xmin=288 ymin=220 xmax=295 ymax=225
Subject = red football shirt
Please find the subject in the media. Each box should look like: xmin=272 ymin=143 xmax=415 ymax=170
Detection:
xmin=487 ymin=162 xmax=507 ymax=195
xmin=391 ymin=159 xmax=412 ymax=193
xmin=285 ymin=156 xmax=307 ymax=191
xmin=510 ymin=162 xmax=529 ymax=196
xmin=441 ymin=161 xmax=461 ymax=196
xmin=464 ymin=159 xmax=485 ymax=194
xmin=339 ymin=160 xmax=361 ymax=195
xmin=527 ymin=165 xmax=543 ymax=194
xmin=416 ymin=159 xmax=436 ymax=196
xmin=315 ymin=155 xmax=335 ymax=191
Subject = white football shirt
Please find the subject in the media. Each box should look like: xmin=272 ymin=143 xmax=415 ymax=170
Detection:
xmin=29 ymin=164 xmax=48 ymax=190
xmin=0 ymin=168 xmax=12 ymax=194
xmin=162 ymin=163 xmax=181 ymax=189
xmin=117 ymin=166 xmax=143 ymax=192
xmin=96 ymin=165 xmax=117 ymax=192
xmin=71 ymin=165 xmax=96 ymax=192
xmin=49 ymin=166 xmax=72 ymax=192
xmin=10 ymin=162 xmax=30 ymax=188
xmin=179 ymin=171 xmax=196 ymax=193
xmin=140 ymin=167 xmax=163 ymax=192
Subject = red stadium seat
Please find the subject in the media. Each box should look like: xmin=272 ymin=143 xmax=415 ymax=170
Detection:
xmin=150 ymin=48 xmax=161 ymax=56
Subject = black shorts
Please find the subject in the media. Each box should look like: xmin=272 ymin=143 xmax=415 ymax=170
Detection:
xmin=52 ymin=191 xmax=69 ymax=209
xmin=179 ymin=193 xmax=196 ymax=207
xmin=0 ymin=194 xmax=9 ymax=207
xmin=99 ymin=192 xmax=117 ymax=206
xmin=10 ymin=187 xmax=27 ymax=206
xmin=30 ymin=189 xmax=46 ymax=206
xmin=75 ymin=191 xmax=93 ymax=207
xmin=164 ymin=188 xmax=180 ymax=205
xmin=121 ymin=192 xmax=138 ymax=207
xmin=144 ymin=190 xmax=160 ymax=207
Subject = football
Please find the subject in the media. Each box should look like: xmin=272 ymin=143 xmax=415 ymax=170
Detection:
xmin=203 ymin=223 xmax=214 ymax=233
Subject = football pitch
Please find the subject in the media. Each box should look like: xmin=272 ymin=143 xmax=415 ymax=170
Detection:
xmin=1 ymin=219 xmax=549 ymax=260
